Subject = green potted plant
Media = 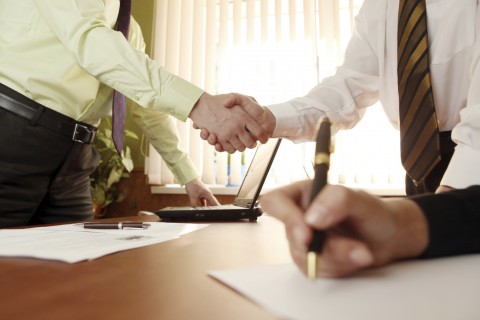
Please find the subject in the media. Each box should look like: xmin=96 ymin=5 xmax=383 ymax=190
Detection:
xmin=90 ymin=117 xmax=139 ymax=217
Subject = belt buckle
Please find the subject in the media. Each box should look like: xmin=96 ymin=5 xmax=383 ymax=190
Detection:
xmin=73 ymin=123 xmax=96 ymax=144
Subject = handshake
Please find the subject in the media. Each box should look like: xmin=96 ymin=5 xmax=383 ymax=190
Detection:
xmin=188 ymin=92 xmax=276 ymax=153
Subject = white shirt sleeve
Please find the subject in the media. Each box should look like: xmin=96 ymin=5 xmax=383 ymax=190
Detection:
xmin=441 ymin=33 xmax=480 ymax=189
xmin=267 ymin=0 xmax=381 ymax=142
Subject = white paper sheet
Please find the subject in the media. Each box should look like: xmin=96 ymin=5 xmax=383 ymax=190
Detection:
xmin=0 ymin=222 xmax=207 ymax=263
xmin=209 ymin=256 xmax=480 ymax=320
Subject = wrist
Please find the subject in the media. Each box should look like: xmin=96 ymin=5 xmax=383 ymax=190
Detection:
xmin=189 ymin=92 xmax=208 ymax=121
xmin=263 ymin=107 xmax=276 ymax=137
xmin=388 ymin=198 xmax=429 ymax=261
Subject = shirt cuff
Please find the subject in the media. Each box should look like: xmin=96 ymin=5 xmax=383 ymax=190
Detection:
xmin=267 ymin=102 xmax=303 ymax=140
xmin=440 ymin=145 xmax=480 ymax=189
xmin=155 ymin=75 xmax=204 ymax=122
xmin=167 ymin=156 xmax=199 ymax=185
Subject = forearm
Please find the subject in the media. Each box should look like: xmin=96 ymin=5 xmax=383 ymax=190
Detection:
xmin=411 ymin=186 xmax=480 ymax=258
xmin=34 ymin=0 xmax=203 ymax=121
xmin=131 ymin=104 xmax=199 ymax=185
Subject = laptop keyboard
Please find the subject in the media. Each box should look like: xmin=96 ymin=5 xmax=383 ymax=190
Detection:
xmin=192 ymin=204 xmax=241 ymax=210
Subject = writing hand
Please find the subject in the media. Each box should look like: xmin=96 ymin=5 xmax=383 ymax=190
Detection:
xmin=184 ymin=178 xmax=220 ymax=206
xmin=260 ymin=181 xmax=429 ymax=278
xmin=189 ymin=93 xmax=269 ymax=153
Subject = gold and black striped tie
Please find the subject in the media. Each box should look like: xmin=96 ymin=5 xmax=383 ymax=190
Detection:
xmin=397 ymin=0 xmax=440 ymax=185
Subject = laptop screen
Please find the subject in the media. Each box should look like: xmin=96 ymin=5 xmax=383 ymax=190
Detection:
xmin=233 ymin=139 xmax=281 ymax=208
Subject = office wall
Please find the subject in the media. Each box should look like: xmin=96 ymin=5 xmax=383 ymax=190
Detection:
xmin=126 ymin=0 xmax=156 ymax=168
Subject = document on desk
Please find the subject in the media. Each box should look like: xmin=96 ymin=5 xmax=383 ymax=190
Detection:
xmin=0 ymin=222 xmax=207 ymax=263
xmin=209 ymin=255 xmax=480 ymax=320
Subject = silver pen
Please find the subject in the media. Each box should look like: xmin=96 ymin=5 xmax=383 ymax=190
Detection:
xmin=83 ymin=222 xmax=151 ymax=230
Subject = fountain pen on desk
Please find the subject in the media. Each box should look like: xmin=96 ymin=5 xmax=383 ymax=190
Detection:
xmin=307 ymin=117 xmax=331 ymax=281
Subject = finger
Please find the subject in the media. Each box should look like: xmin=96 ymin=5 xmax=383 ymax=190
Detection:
xmin=229 ymin=106 xmax=260 ymax=148
xmin=200 ymin=128 xmax=211 ymax=141
xmin=259 ymin=181 xmax=310 ymax=221
xmin=319 ymin=236 xmax=374 ymax=278
xmin=308 ymin=185 xmax=397 ymax=248
xmin=205 ymin=133 xmax=218 ymax=145
xmin=260 ymin=181 xmax=312 ymax=221
xmin=230 ymin=131 xmax=253 ymax=151
xmin=245 ymin=120 xmax=269 ymax=144
xmin=203 ymin=193 xmax=221 ymax=206
xmin=260 ymin=182 xmax=313 ymax=254
xmin=223 ymin=93 xmax=254 ymax=108
xmin=225 ymin=97 xmax=268 ymax=144
xmin=236 ymin=126 xmax=258 ymax=149
xmin=290 ymin=242 xmax=309 ymax=276
xmin=241 ymin=100 xmax=264 ymax=119
xmin=304 ymin=185 xmax=367 ymax=229
xmin=217 ymin=141 xmax=236 ymax=154
xmin=222 ymin=103 xmax=266 ymax=146
xmin=207 ymin=134 xmax=218 ymax=146
xmin=215 ymin=143 xmax=225 ymax=152
xmin=230 ymin=135 xmax=248 ymax=152
xmin=191 ymin=198 xmax=204 ymax=206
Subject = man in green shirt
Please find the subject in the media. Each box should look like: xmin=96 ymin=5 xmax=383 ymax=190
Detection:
xmin=0 ymin=0 xmax=271 ymax=227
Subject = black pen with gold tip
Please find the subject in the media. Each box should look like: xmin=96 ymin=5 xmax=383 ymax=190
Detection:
xmin=307 ymin=117 xmax=331 ymax=281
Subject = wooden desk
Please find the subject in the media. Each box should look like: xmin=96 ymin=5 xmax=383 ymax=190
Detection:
xmin=0 ymin=215 xmax=290 ymax=320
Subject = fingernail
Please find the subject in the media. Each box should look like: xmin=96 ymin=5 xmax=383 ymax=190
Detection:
xmin=349 ymin=247 xmax=374 ymax=266
xmin=305 ymin=204 xmax=330 ymax=226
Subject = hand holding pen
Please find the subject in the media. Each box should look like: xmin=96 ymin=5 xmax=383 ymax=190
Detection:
xmin=262 ymin=117 xmax=400 ymax=279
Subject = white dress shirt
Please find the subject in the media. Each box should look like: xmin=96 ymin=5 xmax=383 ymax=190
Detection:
xmin=268 ymin=0 xmax=480 ymax=189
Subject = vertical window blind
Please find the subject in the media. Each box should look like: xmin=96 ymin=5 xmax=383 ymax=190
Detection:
xmin=147 ymin=0 xmax=405 ymax=195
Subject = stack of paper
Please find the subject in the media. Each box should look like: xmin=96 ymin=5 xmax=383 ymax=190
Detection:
xmin=0 ymin=222 xmax=207 ymax=263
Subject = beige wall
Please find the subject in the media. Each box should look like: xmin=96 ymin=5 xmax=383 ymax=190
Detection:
xmin=132 ymin=0 xmax=155 ymax=56
xmin=126 ymin=0 xmax=156 ymax=167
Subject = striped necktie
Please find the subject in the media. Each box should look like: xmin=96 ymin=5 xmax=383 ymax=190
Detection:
xmin=112 ymin=0 xmax=132 ymax=155
xmin=397 ymin=0 xmax=440 ymax=185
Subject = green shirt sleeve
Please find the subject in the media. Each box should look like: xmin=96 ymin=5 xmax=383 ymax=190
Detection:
xmin=130 ymin=103 xmax=199 ymax=185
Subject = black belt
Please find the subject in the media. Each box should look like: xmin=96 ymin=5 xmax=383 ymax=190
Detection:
xmin=0 ymin=82 xmax=96 ymax=144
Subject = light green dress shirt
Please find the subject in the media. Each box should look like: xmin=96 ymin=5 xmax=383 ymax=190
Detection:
xmin=0 ymin=0 xmax=202 ymax=184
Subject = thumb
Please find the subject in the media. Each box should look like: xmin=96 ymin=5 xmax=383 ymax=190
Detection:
xmin=223 ymin=93 xmax=256 ymax=108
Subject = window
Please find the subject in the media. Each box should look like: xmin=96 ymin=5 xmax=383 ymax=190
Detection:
xmin=148 ymin=0 xmax=405 ymax=195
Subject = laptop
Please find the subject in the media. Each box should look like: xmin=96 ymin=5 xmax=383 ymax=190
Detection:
xmin=155 ymin=138 xmax=282 ymax=222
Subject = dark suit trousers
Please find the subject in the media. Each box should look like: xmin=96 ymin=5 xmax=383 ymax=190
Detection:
xmin=0 ymin=110 xmax=99 ymax=227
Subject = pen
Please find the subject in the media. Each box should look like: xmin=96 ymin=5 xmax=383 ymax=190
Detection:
xmin=307 ymin=117 xmax=331 ymax=281
xmin=83 ymin=222 xmax=151 ymax=230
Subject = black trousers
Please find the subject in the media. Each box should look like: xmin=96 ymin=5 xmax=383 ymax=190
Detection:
xmin=0 ymin=109 xmax=100 ymax=227
xmin=405 ymin=131 xmax=456 ymax=196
